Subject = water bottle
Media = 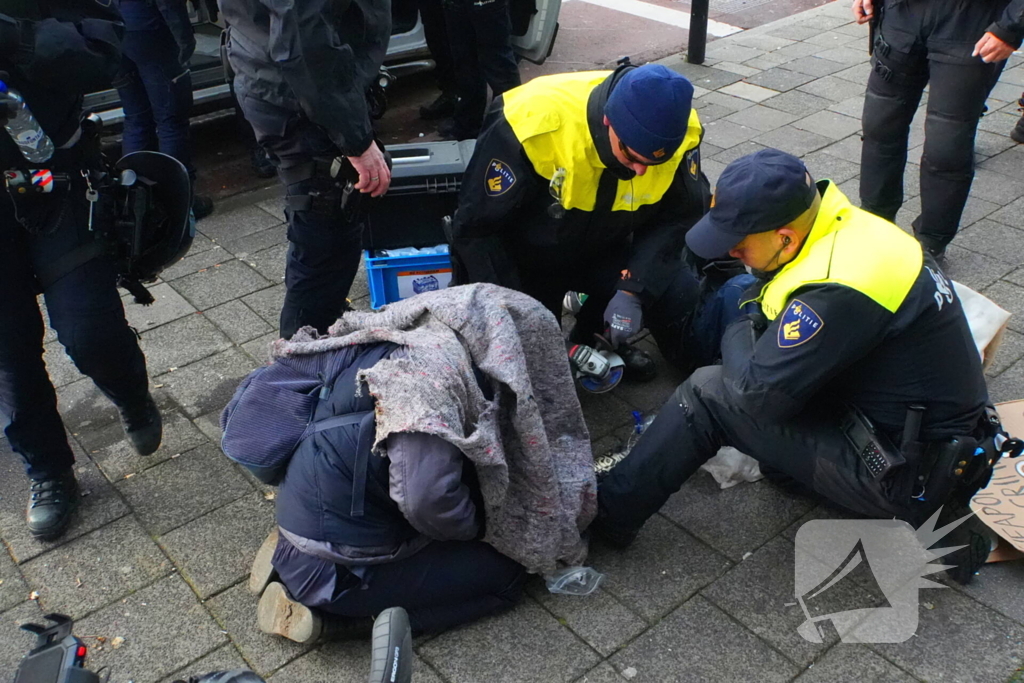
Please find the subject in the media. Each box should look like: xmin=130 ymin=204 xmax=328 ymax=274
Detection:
xmin=0 ymin=81 xmax=54 ymax=163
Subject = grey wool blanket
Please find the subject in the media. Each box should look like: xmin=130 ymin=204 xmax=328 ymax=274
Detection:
xmin=271 ymin=283 xmax=596 ymax=575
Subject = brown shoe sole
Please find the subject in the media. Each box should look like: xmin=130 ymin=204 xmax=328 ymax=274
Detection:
xmin=257 ymin=582 xmax=322 ymax=644
xmin=249 ymin=528 xmax=279 ymax=595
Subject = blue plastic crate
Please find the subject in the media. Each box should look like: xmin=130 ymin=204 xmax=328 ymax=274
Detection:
xmin=364 ymin=250 xmax=453 ymax=309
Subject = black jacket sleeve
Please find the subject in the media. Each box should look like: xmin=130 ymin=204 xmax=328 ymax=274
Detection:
xmin=450 ymin=113 xmax=541 ymax=289
xmin=0 ymin=4 xmax=123 ymax=93
xmin=721 ymin=284 xmax=890 ymax=422
xmin=989 ymin=0 xmax=1024 ymax=48
xmin=619 ymin=146 xmax=711 ymax=301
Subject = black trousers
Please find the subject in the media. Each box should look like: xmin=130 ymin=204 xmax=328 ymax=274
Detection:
xmin=0 ymin=193 xmax=149 ymax=480
xmin=417 ymin=0 xmax=457 ymax=95
xmin=598 ymin=367 xmax=938 ymax=537
xmin=273 ymin=534 xmax=527 ymax=634
xmin=860 ymin=0 xmax=1007 ymax=252
xmin=239 ymin=97 xmax=363 ymax=338
xmin=443 ymin=0 xmax=521 ymax=134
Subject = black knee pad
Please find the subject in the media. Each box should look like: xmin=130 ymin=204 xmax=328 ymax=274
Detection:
xmin=921 ymin=111 xmax=976 ymax=175
xmin=862 ymin=89 xmax=913 ymax=145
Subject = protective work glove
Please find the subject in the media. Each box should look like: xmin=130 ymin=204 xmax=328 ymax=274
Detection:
xmin=604 ymin=290 xmax=643 ymax=348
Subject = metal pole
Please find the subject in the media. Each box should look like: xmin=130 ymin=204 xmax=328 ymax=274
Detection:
xmin=688 ymin=0 xmax=709 ymax=64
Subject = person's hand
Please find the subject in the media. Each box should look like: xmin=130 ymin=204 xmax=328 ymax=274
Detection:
xmin=973 ymin=32 xmax=1016 ymax=63
xmin=349 ymin=142 xmax=392 ymax=197
xmin=604 ymin=291 xmax=643 ymax=348
xmin=852 ymin=0 xmax=874 ymax=25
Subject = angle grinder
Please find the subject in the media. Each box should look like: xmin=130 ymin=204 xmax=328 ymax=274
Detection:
xmin=569 ymin=334 xmax=625 ymax=393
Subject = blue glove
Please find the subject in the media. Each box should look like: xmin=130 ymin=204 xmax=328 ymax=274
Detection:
xmin=604 ymin=290 xmax=643 ymax=348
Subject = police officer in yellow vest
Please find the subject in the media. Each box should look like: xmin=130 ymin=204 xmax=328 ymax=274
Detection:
xmin=595 ymin=149 xmax=1005 ymax=583
xmin=449 ymin=63 xmax=709 ymax=380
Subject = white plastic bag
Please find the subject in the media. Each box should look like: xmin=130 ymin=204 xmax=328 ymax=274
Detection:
xmin=699 ymin=447 xmax=763 ymax=489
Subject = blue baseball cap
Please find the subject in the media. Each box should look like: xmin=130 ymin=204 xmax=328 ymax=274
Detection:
xmin=604 ymin=64 xmax=694 ymax=162
xmin=686 ymin=149 xmax=817 ymax=259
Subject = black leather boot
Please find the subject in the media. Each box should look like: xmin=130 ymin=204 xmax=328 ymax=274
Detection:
xmin=419 ymin=91 xmax=456 ymax=121
xmin=120 ymin=393 xmax=163 ymax=456
xmin=1011 ymin=97 xmax=1024 ymax=144
xmin=26 ymin=469 xmax=79 ymax=541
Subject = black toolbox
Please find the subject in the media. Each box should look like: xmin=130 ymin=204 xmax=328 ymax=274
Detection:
xmin=363 ymin=140 xmax=477 ymax=251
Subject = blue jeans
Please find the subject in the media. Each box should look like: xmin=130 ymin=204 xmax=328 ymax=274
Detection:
xmin=116 ymin=15 xmax=195 ymax=177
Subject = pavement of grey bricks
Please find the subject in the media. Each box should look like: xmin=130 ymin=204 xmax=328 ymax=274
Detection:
xmin=3 ymin=3 xmax=1024 ymax=681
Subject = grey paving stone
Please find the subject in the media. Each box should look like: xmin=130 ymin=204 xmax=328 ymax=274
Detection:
xmin=79 ymin=407 xmax=208 ymax=482
xmin=723 ymin=105 xmax=800 ymax=132
xmin=241 ymin=331 xmax=279 ymax=365
xmin=702 ymin=537 xmax=882 ymax=666
xmin=711 ymin=140 xmax=769 ymax=166
xmin=43 ymin=340 xmax=81 ymax=388
xmin=802 ymin=151 xmax=861 ymax=184
xmin=219 ymin=223 xmax=288 ymax=260
xmin=951 ymin=220 xmax=1024 ymax=265
xmin=773 ymin=40 xmax=827 ymax=61
xmin=160 ymin=492 xmax=275 ymax=599
xmin=793 ymin=11 xmax=852 ymax=29
xmin=272 ymin=641 xmax=445 ymax=683
xmin=819 ymin=135 xmax=862 ymax=164
xmin=701 ymin=120 xmax=761 ymax=149
xmin=767 ymin=24 xmax=822 ymax=41
xmin=662 ymin=473 xmax=815 ymax=562
xmin=0 ymin=601 xmax=44 ymax=675
xmin=978 ymin=144 xmax=1024 ymax=178
xmin=0 ymin=447 xmax=131 ymax=563
xmin=242 ymin=284 xmax=287 ymax=326
xmin=998 ymin=65 xmax=1024 ymax=87
xmin=244 ymin=243 xmax=287 ymax=283
xmin=803 ymin=30 xmax=861 ymax=47
xmin=140 ymin=313 xmax=232 ymax=375
xmin=170 ymin=259 xmax=272 ymax=311
xmin=828 ymin=94 xmax=865 ymax=118
xmin=975 ymin=129 xmax=1018 ymax=159
xmin=205 ymin=300 xmax=274 ymax=345
xmin=970 ymin=168 xmax=1024 ymax=207
xmin=745 ymin=54 xmax=792 ymax=71
xmin=155 ymin=348 xmax=259 ymax=418
xmin=894 ymin=196 xmax=922 ymax=233
xmin=817 ymin=46 xmax=870 ymax=65
xmin=589 ymin=515 xmax=731 ymax=621
xmin=832 ymin=61 xmax=872 ymax=85
xmin=984 ymin=327 xmax=1024 ymax=378
xmin=57 ymin=377 xmax=122 ymax=432
xmin=698 ymin=90 xmax=758 ymax=112
xmin=160 ymin=644 xmax=249 ymax=683
xmin=940 ymin=245 xmax=1014 ymax=292
xmin=419 ymin=598 xmax=600 ymax=683
xmin=205 ymin=584 xmax=316 ymax=675
xmin=960 ymin=195 xmax=1001 ymax=228
xmin=611 ymin=345 xmax=685 ymax=414
xmin=256 ymin=195 xmax=286 ymax=222
xmin=198 ymin=205 xmax=282 ymax=245
xmin=704 ymin=43 xmax=766 ymax=65
xmin=720 ymin=82 xmax=778 ymax=103
xmin=693 ymin=100 xmax=733 ymax=124
xmin=350 ymin=257 xmax=370 ymax=302
xmin=193 ymin=410 xmax=224 ymax=445
xmin=160 ymin=244 xmax=231 ymax=281
xmin=901 ymin=162 xmax=921 ymax=198
xmin=118 ymin=443 xmax=252 ymax=535
xmin=754 ymin=125 xmax=834 ymax=157
xmin=869 ymin=588 xmax=1024 ymax=683
xmin=700 ymin=142 xmax=726 ymax=157
xmin=745 ymin=67 xmax=816 ymax=93
xmin=985 ymin=356 xmax=1024 ymax=403
xmin=530 ymin=583 xmax=647 ymax=656
xmin=792 ymin=645 xmax=919 ymax=683
xmin=574 ymin=662 xmax=634 ymax=683
xmin=74 ymin=574 xmax=227 ymax=683
xmin=989 ymin=80 xmax=1021 ymax=104
xmin=783 ymin=57 xmax=848 ymax=78
xmin=984 ymin=281 xmax=1024 ymax=334
xmin=989 ymin=195 xmax=1024 ymax=229
xmin=701 ymin=158 xmax=727 ymax=186
xmin=609 ymin=596 xmax=799 ymax=683
xmin=657 ymin=58 xmax=744 ymax=91
xmin=0 ymin=545 xmax=27 ymax=613
xmin=19 ymin=516 xmax=170 ymax=619
xmin=762 ymin=89 xmax=834 ymax=116
xmin=122 ymin=283 xmax=197 ymax=333
xmin=950 ymin=559 xmax=1024 ymax=627
xmin=187 ymin=232 xmax=218 ymax=254
xmin=714 ymin=61 xmax=760 ymax=78
xmin=798 ymin=75 xmax=866 ymax=103
xmin=793 ymin=110 xmax=862 ymax=140
xmin=728 ymin=32 xmax=794 ymax=52
xmin=576 ymin=389 xmax=635 ymax=441
xmin=836 ymin=177 xmax=861 ymax=203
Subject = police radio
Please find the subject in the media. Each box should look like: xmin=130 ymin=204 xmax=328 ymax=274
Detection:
xmin=13 ymin=614 xmax=99 ymax=683
xmin=841 ymin=405 xmax=905 ymax=480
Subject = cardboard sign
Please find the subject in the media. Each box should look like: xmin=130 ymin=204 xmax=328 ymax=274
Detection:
xmin=970 ymin=400 xmax=1024 ymax=552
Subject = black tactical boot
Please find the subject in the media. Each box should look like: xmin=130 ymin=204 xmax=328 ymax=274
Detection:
xmin=192 ymin=194 xmax=215 ymax=221
xmin=437 ymin=118 xmax=478 ymax=141
xmin=120 ymin=393 xmax=163 ymax=456
xmin=257 ymin=582 xmax=374 ymax=644
xmin=1011 ymin=97 xmax=1024 ymax=144
xmin=618 ymin=344 xmax=657 ymax=383
xmin=26 ymin=469 xmax=79 ymax=541
xmin=419 ymin=92 xmax=456 ymax=121
xmin=589 ymin=514 xmax=639 ymax=550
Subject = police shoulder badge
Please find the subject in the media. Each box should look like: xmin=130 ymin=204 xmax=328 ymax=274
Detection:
xmin=685 ymin=148 xmax=699 ymax=180
xmin=778 ymin=299 xmax=824 ymax=348
xmin=485 ymin=159 xmax=516 ymax=197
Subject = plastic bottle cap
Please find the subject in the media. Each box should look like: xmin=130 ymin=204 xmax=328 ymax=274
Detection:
xmin=0 ymin=81 xmax=8 ymax=93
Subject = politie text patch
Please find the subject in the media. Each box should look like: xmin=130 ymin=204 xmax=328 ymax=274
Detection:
xmin=485 ymin=159 xmax=516 ymax=196
xmin=778 ymin=299 xmax=824 ymax=348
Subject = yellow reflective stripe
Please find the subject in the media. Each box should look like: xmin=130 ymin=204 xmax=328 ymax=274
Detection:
xmin=760 ymin=184 xmax=922 ymax=320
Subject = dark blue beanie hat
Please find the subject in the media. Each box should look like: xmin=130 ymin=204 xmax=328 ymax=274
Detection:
xmin=604 ymin=64 xmax=694 ymax=162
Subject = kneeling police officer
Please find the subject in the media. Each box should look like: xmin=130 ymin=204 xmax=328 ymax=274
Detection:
xmin=0 ymin=2 xmax=169 ymax=541
xmin=595 ymin=150 xmax=1013 ymax=583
